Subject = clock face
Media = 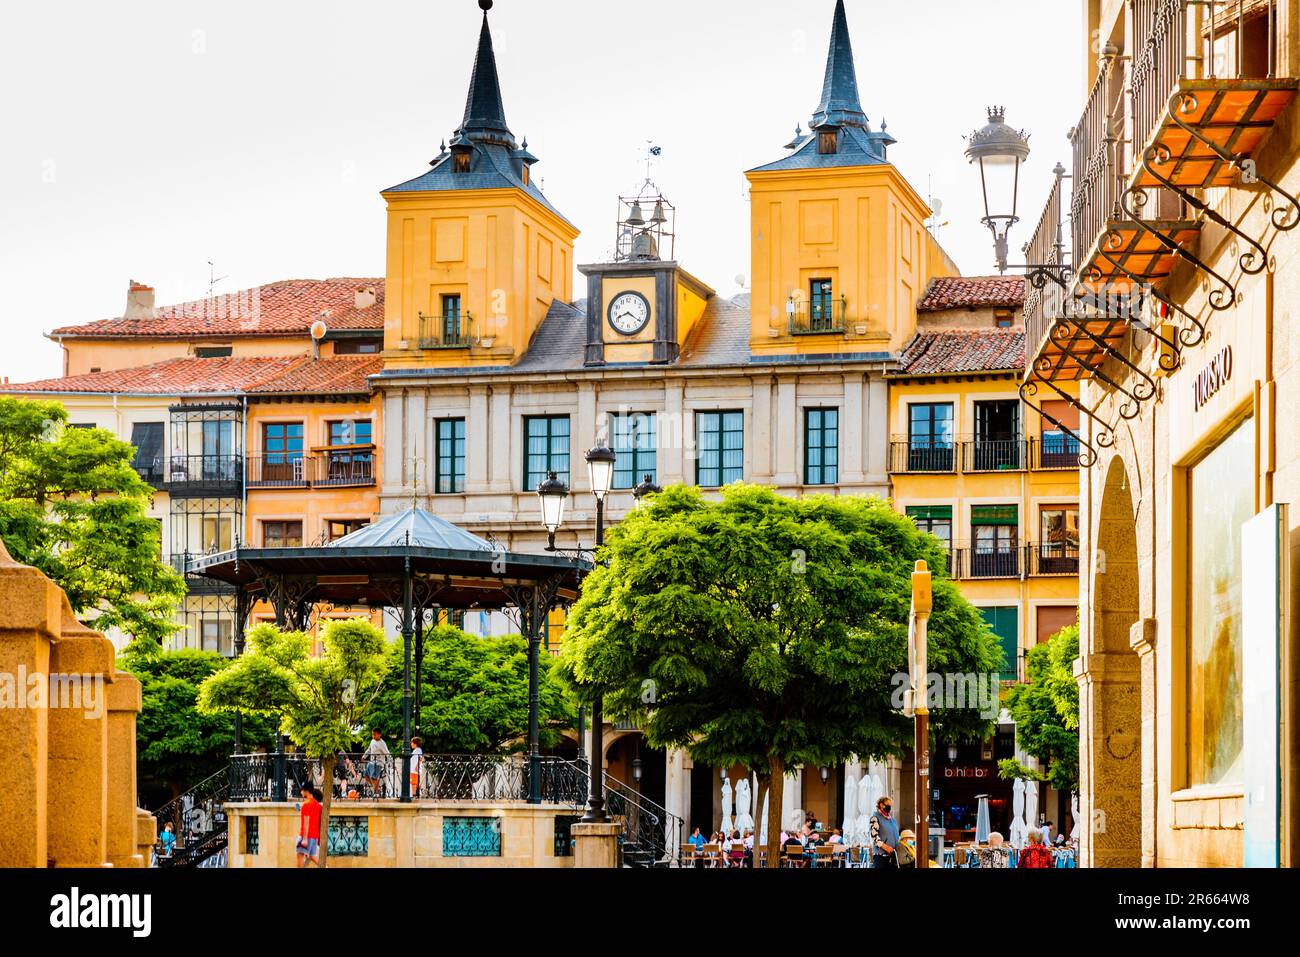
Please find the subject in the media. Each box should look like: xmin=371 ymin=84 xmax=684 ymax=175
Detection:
xmin=607 ymin=291 xmax=651 ymax=336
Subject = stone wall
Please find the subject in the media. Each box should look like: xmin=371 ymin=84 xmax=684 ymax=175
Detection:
xmin=0 ymin=540 xmax=150 ymax=867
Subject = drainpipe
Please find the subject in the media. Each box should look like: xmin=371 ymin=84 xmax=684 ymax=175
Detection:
xmin=241 ymin=395 xmax=248 ymax=545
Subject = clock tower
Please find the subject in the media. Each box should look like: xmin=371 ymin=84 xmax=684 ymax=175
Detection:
xmin=580 ymin=190 xmax=714 ymax=366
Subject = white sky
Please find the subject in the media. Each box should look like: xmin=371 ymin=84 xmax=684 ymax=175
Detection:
xmin=0 ymin=0 xmax=1083 ymax=383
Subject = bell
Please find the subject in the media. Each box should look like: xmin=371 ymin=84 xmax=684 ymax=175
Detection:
xmin=626 ymin=202 xmax=646 ymax=226
xmin=631 ymin=231 xmax=658 ymax=260
xmin=650 ymin=199 xmax=667 ymax=224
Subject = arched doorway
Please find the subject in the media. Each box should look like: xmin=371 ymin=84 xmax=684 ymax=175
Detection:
xmin=1078 ymin=456 xmax=1143 ymax=866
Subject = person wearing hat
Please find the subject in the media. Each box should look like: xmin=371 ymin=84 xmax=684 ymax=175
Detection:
xmin=897 ymin=829 xmax=918 ymax=868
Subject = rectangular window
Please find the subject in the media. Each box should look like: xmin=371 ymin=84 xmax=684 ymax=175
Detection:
xmin=442 ymin=294 xmax=463 ymax=343
xmin=971 ymin=400 xmax=1022 ymax=470
xmin=1036 ymin=506 xmax=1079 ymax=574
xmin=611 ymin=412 xmax=657 ymax=490
xmin=326 ymin=519 xmax=369 ymax=542
xmin=695 ymin=411 xmax=743 ymax=487
xmin=328 ymin=419 xmax=372 ymax=447
xmin=436 ymin=418 xmax=467 ymax=493
xmin=442 ymin=817 xmax=502 ymax=857
xmin=262 ymin=521 xmax=304 ymax=548
xmin=818 ymin=130 xmax=837 ymax=154
xmin=1187 ymin=418 xmax=1252 ymax=786
xmin=200 ymin=618 xmax=233 ymax=656
xmin=809 ymin=279 xmax=836 ymax=331
xmin=263 ymin=422 xmax=304 ymax=463
xmin=129 ymin=422 xmax=165 ymax=479
xmin=194 ymin=346 xmax=233 ymax=358
xmin=908 ymin=403 xmax=954 ymax=471
xmin=979 ymin=607 xmax=1020 ymax=682
xmin=333 ymin=338 xmax=382 ymax=355
xmin=971 ymin=505 xmax=1018 ymax=578
xmin=244 ymin=816 xmax=259 ymax=855
xmin=201 ymin=516 xmax=233 ymax=553
xmin=804 ymin=408 xmax=839 ymax=485
xmin=524 ymin=416 xmax=570 ymax=489
xmin=327 ymin=817 xmax=369 ymax=857
xmin=906 ymin=505 xmax=952 ymax=551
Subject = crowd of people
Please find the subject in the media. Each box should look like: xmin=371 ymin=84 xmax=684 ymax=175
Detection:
xmin=684 ymin=795 xmax=1073 ymax=869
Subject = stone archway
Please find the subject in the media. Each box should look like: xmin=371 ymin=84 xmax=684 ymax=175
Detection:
xmin=1077 ymin=456 xmax=1144 ymax=867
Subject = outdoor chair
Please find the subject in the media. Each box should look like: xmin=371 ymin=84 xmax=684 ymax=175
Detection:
xmin=701 ymin=843 xmax=723 ymax=868
xmin=813 ymin=844 xmax=835 ymax=867
xmin=680 ymin=843 xmax=699 ymax=867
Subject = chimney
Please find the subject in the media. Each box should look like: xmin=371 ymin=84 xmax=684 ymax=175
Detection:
xmin=124 ymin=280 xmax=155 ymax=320
xmin=355 ymin=285 xmax=377 ymax=310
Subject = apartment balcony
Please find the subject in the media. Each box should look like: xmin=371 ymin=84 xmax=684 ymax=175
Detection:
xmin=1029 ymin=435 xmax=1081 ymax=470
xmin=1026 ymin=542 xmax=1081 ymax=577
xmin=788 ymin=298 xmax=848 ymax=336
xmin=170 ymin=552 xmax=237 ymax=595
xmin=961 ymin=438 xmax=1028 ymax=473
xmin=246 ymin=449 xmax=377 ymax=490
xmin=164 ymin=454 xmax=244 ymax=497
xmin=888 ymin=439 xmax=956 ymax=474
xmin=950 ymin=547 xmax=1021 ymax=581
xmin=418 ymin=312 xmax=474 ymax=350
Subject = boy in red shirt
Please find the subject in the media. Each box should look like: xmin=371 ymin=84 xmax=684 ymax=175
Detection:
xmin=297 ymin=785 xmax=323 ymax=867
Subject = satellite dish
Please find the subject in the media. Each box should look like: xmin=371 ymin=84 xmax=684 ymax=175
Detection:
xmin=310 ymin=318 xmax=329 ymax=342
xmin=734 ymin=273 xmax=747 ymax=289
xmin=931 ymin=198 xmax=944 ymax=216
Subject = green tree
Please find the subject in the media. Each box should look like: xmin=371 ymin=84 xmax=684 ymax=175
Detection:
xmin=119 ymin=639 xmax=277 ymax=804
xmin=0 ymin=396 xmax=184 ymax=644
xmin=370 ymin=625 xmax=576 ymax=754
xmin=197 ymin=619 xmax=391 ymax=866
xmin=1000 ymin=622 xmax=1080 ymax=793
xmin=559 ymin=484 xmax=1002 ymax=867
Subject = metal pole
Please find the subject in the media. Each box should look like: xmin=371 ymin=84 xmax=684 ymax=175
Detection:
xmin=582 ymin=495 xmax=607 ymax=822
xmin=527 ymin=586 xmax=542 ymax=805
xmin=414 ymin=608 xmax=425 ymax=735
xmin=401 ymin=557 xmax=413 ymax=803
xmin=232 ymin=589 xmax=249 ymax=755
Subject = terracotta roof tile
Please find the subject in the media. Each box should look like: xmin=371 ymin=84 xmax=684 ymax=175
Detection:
xmin=49 ymin=278 xmax=384 ymax=339
xmin=4 ymin=356 xmax=379 ymax=396
xmin=917 ymin=276 xmax=1025 ymax=312
xmin=893 ymin=330 xmax=1025 ymax=376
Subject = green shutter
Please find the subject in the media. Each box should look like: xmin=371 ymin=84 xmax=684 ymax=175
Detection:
xmin=980 ymin=607 xmax=1020 ymax=681
xmin=971 ymin=505 xmax=1019 ymax=526
xmin=906 ymin=505 xmax=953 ymax=521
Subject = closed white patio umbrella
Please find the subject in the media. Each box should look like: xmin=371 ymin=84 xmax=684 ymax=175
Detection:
xmin=1009 ymin=778 xmax=1027 ymax=848
xmin=842 ymin=771 xmax=859 ymax=845
xmin=1024 ymin=779 xmax=1039 ymax=842
xmin=855 ymin=774 xmax=874 ymax=846
xmin=720 ymin=776 xmax=734 ymax=835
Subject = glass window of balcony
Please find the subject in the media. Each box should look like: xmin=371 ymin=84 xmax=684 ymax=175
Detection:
xmin=970 ymin=400 xmax=1023 ymax=471
xmin=971 ymin=505 xmax=1019 ymax=578
xmin=1036 ymin=506 xmax=1080 ymax=574
xmin=611 ymin=412 xmax=656 ymax=490
xmin=809 ymin=279 xmax=836 ymax=332
xmin=261 ymin=422 xmax=305 ymax=484
xmin=129 ymin=422 xmax=165 ymax=484
xmin=442 ymin=294 xmax=462 ymax=343
xmin=907 ymin=403 xmax=954 ymax=471
xmin=906 ymin=505 xmax=952 ymax=551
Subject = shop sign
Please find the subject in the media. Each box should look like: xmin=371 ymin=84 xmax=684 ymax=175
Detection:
xmin=942 ymin=765 xmax=994 ymax=780
xmin=1193 ymin=346 xmax=1232 ymax=412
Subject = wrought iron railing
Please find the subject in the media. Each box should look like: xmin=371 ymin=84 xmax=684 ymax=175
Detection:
xmin=245 ymin=454 xmax=308 ymax=488
xmin=152 ymin=769 xmax=230 ymax=868
xmin=1026 ymin=542 xmax=1081 ymax=577
xmin=787 ymin=299 xmax=847 ymax=335
xmin=315 ymin=447 xmax=377 ymax=487
xmin=418 ymin=312 xmax=474 ymax=349
xmin=961 ymin=438 xmax=1028 ymax=472
xmin=1023 ymin=171 xmax=1071 ymax=365
xmin=951 ymin=547 xmax=1022 ymax=581
xmin=602 ymin=772 xmax=684 ymax=867
xmin=1031 ymin=433 xmax=1082 ymax=470
xmin=1069 ymin=54 xmax=1126 ymax=281
xmin=133 ymin=456 xmax=166 ymax=487
xmin=165 ymin=454 xmax=243 ymax=492
xmin=888 ymin=439 xmax=956 ymax=474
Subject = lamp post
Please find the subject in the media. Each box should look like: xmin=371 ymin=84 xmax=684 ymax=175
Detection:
xmin=577 ymin=444 xmax=615 ymax=822
xmin=633 ymin=473 xmax=662 ymax=508
xmin=908 ymin=559 xmax=934 ymax=868
xmin=964 ymin=107 xmax=1031 ymax=274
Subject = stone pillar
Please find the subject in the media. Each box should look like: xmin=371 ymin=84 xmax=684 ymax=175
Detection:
xmin=574 ymin=382 xmax=598 ymax=495
xmin=136 ymin=809 xmax=157 ymax=866
xmin=773 ymin=378 xmax=798 ymax=486
xmin=662 ymin=380 xmax=686 ymax=484
xmin=841 ymin=373 xmax=865 ymax=484
xmin=751 ymin=376 xmax=774 ymax=482
xmin=0 ymin=542 xmax=58 ymax=867
xmin=864 ymin=375 xmax=890 ymax=489
xmin=46 ymin=605 xmax=115 ymax=867
xmin=1075 ymin=652 xmax=1142 ymax=867
xmin=572 ymin=821 xmax=622 ymax=868
xmin=467 ymin=385 xmax=490 ymax=490
xmin=488 ymin=384 xmax=513 ymax=492
xmin=1130 ymin=618 xmax=1158 ymax=868
xmin=664 ymin=749 xmax=688 ymax=840
xmin=106 ymin=673 xmax=144 ymax=867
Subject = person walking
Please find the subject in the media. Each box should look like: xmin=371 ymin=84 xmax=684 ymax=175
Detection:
xmin=868 ymin=796 xmax=900 ymax=869
xmin=1017 ymin=827 xmax=1054 ymax=868
xmin=363 ymin=728 xmax=390 ymax=798
xmin=409 ymin=736 xmax=424 ymax=797
xmin=296 ymin=785 xmax=322 ymax=868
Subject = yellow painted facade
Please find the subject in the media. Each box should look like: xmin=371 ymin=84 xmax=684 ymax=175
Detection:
xmin=55 ymin=335 xmax=334 ymax=378
xmin=746 ymin=164 xmax=958 ymax=357
xmin=888 ymin=371 xmax=1081 ymax=679
xmin=380 ymin=188 xmax=578 ymax=370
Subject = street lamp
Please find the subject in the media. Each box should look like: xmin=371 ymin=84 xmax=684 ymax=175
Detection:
xmin=965 ymin=106 xmax=1031 ymax=274
xmin=819 ymin=765 xmax=830 ymax=784
xmin=948 ymin=743 xmax=959 ymax=763
xmin=632 ymin=756 xmax=643 ymax=783
xmin=536 ymin=471 xmax=568 ymax=551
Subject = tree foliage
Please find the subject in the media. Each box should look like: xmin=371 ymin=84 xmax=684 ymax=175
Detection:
xmin=1000 ymin=622 xmax=1080 ymax=793
xmin=370 ymin=625 xmax=575 ymax=754
xmin=119 ymin=639 xmax=276 ymax=803
xmin=559 ymin=484 xmax=1003 ymax=866
xmin=0 ymin=396 xmax=184 ymax=644
xmin=197 ymin=619 xmax=392 ymax=866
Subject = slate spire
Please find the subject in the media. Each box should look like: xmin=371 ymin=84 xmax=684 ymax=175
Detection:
xmin=811 ymin=0 xmax=868 ymax=130
xmin=455 ymin=0 xmax=515 ymax=147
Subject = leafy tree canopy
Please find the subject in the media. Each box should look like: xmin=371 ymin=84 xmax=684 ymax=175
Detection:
xmin=0 ymin=396 xmax=184 ymax=644
xmin=370 ymin=625 xmax=576 ymax=754
xmin=559 ymin=484 xmax=1003 ymax=864
xmin=1000 ymin=622 xmax=1080 ymax=793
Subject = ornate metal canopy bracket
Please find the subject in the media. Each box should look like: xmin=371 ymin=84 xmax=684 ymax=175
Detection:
xmin=1165 ymin=90 xmax=1300 ymax=232
xmin=1120 ymin=184 xmax=1238 ymax=312
xmin=1090 ymin=250 xmax=1186 ymax=372
xmin=1047 ymin=313 xmax=1157 ymax=420
xmin=1019 ymin=375 xmax=1102 ymax=469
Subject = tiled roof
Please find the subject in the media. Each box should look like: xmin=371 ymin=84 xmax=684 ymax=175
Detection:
xmin=917 ymin=276 xmax=1025 ymax=312
xmin=894 ymin=330 xmax=1026 ymax=376
xmin=4 ymin=356 xmax=380 ymax=396
xmin=678 ymin=296 xmax=751 ymax=367
xmin=49 ymin=279 xmax=385 ymax=339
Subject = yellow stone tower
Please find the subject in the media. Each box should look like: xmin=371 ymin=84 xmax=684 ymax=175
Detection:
xmin=381 ymin=0 xmax=578 ymax=371
xmin=746 ymin=0 xmax=956 ymax=358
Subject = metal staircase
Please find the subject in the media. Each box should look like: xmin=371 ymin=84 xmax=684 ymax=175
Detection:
xmin=598 ymin=769 xmax=683 ymax=868
xmin=151 ymin=769 xmax=230 ymax=868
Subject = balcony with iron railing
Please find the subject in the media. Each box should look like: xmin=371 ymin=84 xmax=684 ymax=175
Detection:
xmin=1026 ymin=542 xmax=1081 ymax=577
xmin=888 ymin=438 xmax=957 ymax=474
xmin=787 ymin=298 xmax=848 ymax=335
xmin=164 ymin=454 xmax=244 ymax=496
xmin=246 ymin=449 xmax=377 ymax=489
xmin=950 ymin=546 xmax=1021 ymax=580
xmin=961 ymin=438 xmax=1029 ymax=473
xmin=418 ymin=312 xmax=474 ymax=350
xmin=891 ymin=436 xmax=1071 ymax=474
